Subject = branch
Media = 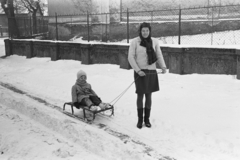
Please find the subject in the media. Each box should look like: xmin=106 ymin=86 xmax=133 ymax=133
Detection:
xmin=20 ymin=0 xmax=38 ymax=13
xmin=20 ymin=0 xmax=32 ymax=12
xmin=0 ymin=0 xmax=8 ymax=14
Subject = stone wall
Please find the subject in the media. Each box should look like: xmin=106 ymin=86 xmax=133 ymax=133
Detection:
xmin=166 ymin=47 xmax=237 ymax=75
xmin=4 ymin=39 xmax=240 ymax=79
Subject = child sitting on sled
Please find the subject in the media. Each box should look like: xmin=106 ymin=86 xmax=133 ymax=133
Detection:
xmin=71 ymin=70 xmax=110 ymax=111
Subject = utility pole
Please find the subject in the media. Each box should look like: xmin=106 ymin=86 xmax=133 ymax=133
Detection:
xmin=120 ymin=0 xmax=122 ymax=21
xmin=207 ymin=0 xmax=210 ymax=16
xmin=207 ymin=0 xmax=211 ymax=18
xmin=218 ymin=0 xmax=221 ymax=18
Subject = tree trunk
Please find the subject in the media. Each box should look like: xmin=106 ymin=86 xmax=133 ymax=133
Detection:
xmin=1 ymin=0 xmax=20 ymax=38
xmin=8 ymin=0 xmax=20 ymax=38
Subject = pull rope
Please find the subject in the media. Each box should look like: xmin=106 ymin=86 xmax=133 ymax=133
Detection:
xmin=109 ymin=72 xmax=162 ymax=106
xmin=109 ymin=76 xmax=139 ymax=105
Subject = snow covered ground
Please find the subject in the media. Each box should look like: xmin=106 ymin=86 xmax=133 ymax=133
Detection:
xmin=0 ymin=38 xmax=240 ymax=160
xmin=158 ymin=30 xmax=240 ymax=45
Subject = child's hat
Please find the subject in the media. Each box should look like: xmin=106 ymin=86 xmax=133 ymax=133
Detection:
xmin=77 ymin=70 xmax=87 ymax=79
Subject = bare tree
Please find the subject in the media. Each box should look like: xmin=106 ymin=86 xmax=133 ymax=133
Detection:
xmin=0 ymin=0 xmax=20 ymax=38
xmin=14 ymin=0 xmax=27 ymax=13
xmin=20 ymin=0 xmax=44 ymax=34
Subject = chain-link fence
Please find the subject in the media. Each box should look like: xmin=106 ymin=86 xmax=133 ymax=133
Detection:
xmin=7 ymin=16 xmax=48 ymax=39
xmin=8 ymin=4 xmax=240 ymax=45
xmin=0 ymin=25 xmax=8 ymax=37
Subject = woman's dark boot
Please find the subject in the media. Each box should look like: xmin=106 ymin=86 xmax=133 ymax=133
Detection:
xmin=144 ymin=108 xmax=151 ymax=128
xmin=137 ymin=108 xmax=143 ymax=129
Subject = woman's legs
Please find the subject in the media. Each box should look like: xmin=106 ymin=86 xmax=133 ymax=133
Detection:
xmin=144 ymin=93 xmax=152 ymax=128
xmin=145 ymin=93 xmax=152 ymax=109
xmin=136 ymin=93 xmax=153 ymax=128
xmin=137 ymin=93 xmax=144 ymax=109
xmin=136 ymin=93 xmax=144 ymax=129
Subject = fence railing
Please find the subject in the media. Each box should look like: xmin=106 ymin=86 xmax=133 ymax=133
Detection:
xmin=7 ymin=16 xmax=49 ymax=39
xmin=7 ymin=4 xmax=240 ymax=45
xmin=0 ymin=25 xmax=8 ymax=37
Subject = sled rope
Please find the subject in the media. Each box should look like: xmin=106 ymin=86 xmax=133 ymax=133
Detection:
xmin=109 ymin=76 xmax=139 ymax=105
xmin=109 ymin=72 xmax=162 ymax=106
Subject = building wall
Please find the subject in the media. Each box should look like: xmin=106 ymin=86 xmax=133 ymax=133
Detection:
xmin=48 ymin=0 xmax=109 ymax=16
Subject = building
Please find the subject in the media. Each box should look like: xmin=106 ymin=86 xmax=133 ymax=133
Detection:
xmin=48 ymin=0 xmax=109 ymax=16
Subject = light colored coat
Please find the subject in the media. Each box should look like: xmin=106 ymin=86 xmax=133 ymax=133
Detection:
xmin=128 ymin=37 xmax=166 ymax=72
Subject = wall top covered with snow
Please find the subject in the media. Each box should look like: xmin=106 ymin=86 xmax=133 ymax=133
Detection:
xmin=3 ymin=39 xmax=240 ymax=79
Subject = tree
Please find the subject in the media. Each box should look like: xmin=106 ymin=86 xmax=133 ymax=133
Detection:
xmin=14 ymin=0 xmax=28 ymax=13
xmin=0 ymin=0 xmax=20 ymax=38
xmin=0 ymin=0 xmax=46 ymax=37
xmin=20 ymin=0 xmax=44 ymax=34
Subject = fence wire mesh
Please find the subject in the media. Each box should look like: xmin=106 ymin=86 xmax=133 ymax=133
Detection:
xmin=6 ymin=5 xmax=240 ymax=46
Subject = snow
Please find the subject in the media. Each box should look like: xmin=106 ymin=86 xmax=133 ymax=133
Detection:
xmin=0 ymin=37 xmax=240 ymax=160
xmin=72 ymin=30 xmax=240 ymax=46
xmin=158 ymin=30 xmax=240 ymax=46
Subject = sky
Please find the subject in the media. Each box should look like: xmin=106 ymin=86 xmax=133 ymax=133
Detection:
xmin=0 ymin=38 xmax=240 ymax=160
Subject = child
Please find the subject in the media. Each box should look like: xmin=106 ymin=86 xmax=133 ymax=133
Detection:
xmin=71 ymin=70 xmax=110 ymax=111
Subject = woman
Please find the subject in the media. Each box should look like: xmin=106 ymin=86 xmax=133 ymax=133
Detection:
xmin=128 ymin=22 xmax=167 ymax=129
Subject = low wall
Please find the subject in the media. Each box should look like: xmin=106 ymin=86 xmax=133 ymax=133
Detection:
xmin=4 ymin=39 xmax=240 ymax=79
xmin=166 ymin=47 xmax=237 ymax=75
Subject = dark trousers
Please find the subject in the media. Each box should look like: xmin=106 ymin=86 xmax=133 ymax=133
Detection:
xmin=74 ymin=96 xmax=102 ymax=108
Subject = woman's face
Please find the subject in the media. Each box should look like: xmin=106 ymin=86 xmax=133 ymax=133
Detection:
xmin=141 ymin=27 xmax=150 ymax=38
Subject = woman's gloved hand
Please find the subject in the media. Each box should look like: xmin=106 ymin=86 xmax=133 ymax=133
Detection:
xmin=137 ymin=70 xmax=146 ymax=76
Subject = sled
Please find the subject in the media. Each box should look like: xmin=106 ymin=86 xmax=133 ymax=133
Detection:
xmin=63 ymin=102 xmax=114 ymax=122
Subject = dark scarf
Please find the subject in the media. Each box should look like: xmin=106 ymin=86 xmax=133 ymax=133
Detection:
xmin=76 ymin=78 xmax=87 ymax=87
xmin=139 ymin=35 xmax=157 ymax=65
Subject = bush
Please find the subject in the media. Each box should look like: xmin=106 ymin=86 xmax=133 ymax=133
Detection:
xmin=45 ymin=20 xmax=240 ymax=42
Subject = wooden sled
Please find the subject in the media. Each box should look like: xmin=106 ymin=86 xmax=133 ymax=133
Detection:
xmin=63 ymin=102 xmax=114 ymax=122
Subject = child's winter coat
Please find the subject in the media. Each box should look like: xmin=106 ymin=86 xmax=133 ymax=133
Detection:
xmin=71 ymin=70 xmax=97 ymax=103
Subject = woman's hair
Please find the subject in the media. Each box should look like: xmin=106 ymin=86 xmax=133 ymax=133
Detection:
xmin=139 ymin=22 xmax=151 ymax=38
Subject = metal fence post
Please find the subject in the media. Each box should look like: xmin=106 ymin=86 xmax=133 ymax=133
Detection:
xmin=71 ymin=15 xmax=72 ymax=35
xmin=127 ymin=8 xmax=129 ymax=43
xmin=41 ymin=16 xmax=44 ymax=33
xmin=120 ymin=0 xmax=122 ymax=22
xmin=211 ymin=7 xmax=214 ymax=45
xmin=29 ymin=16 xmax=32 ymax=36
xmin=8 ymin=17 xmax=11 ymax=38
xmin=55 ymin=12 xmax=58 ymax=41
xmin=87 ymin=11 xmax=90 ymax=42
xmin=178 ymin=8 xmax=182 ymax=45
xmin=106 ymin=13 xmax=108 ymax=42
xmin=23 ymin=18 xmax=26 ymax=36
xmin=0 ymin=25 xmax=2 ymax=37
xmin=151 ymin=11 xmax=153 ymax=24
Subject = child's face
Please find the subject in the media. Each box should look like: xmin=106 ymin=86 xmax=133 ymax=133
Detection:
xmin=80 ymin=75 xmax=86 ymax=80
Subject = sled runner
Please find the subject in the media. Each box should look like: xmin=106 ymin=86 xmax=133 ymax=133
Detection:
xmin=63 ymin=102 xmax=114 ymax=122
